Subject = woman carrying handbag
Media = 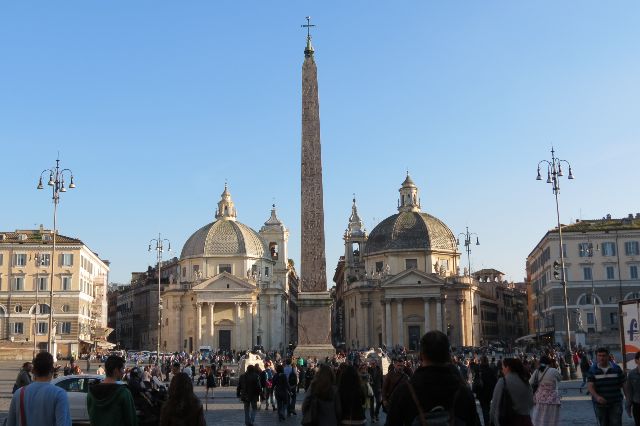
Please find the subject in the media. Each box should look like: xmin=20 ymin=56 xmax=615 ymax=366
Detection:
xmin=530 ymin=356 xmax=562 ymax=426
xmin=490 ymin=358 xmax=534 ymax=426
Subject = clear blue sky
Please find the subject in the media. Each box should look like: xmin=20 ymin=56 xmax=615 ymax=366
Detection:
xmin=2 ymin=2 xmax=639 ymax=284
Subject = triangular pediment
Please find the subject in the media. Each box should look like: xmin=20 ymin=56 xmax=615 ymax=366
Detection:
xmin=381 ymin=269 xmax=445 ymax=288
xmin=192 ymin=272 xmax=255 ymax=292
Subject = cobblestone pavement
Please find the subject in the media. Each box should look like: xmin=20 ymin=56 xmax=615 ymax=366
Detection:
xmin=0 ymin=360 xmax=635 ymax=425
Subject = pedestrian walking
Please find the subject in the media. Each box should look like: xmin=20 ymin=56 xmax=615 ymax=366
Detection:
xmin=273 ymin=364 xmax=290 ymax=421
xmin=237 ymin=364 xmax=262 ymax=426
xmin=368 ymin=361 xmax=383 ymax=423
xmin=579 ymin=352 xmax=592 ymax=393
xmin=301 ymin=364 xmax=341 ymax=426
xmin=530 ymin=355 xmax=562 ymax=426
xmin=386 ymin=331 xmax=480 ymax=425
xmin=338 ymin=364 xmax=366 ymax=425
xmin=475 ymin=355 xmax=498 ymax=426
xmin=12 ymin=362 xmax=32 ymax=393
xmin=87 ymin=355 xmax=138 ymax=426
xmin=490 ymin=357 xmax=534 ymax=426
xmin=159 ymin=372 xmax=206 ymax=426
xmin=625 ymin=351 xmax=640 ymax=425
xmin=588 ymin=347 xmax=628 ymax=426
xmin=8 ymin=352 xmax=72 ymax=426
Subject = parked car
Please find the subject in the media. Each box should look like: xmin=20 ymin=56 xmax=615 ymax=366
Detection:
xmin=51 ymin=374 xmax=104 ymax=424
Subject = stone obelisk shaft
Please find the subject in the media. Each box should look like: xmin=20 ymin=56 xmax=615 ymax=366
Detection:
xmin=300 ymin=47 xmax=327 ymax=292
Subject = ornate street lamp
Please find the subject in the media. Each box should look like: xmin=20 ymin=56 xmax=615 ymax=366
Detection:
xmin=37 ymin=158 xmax=76 ymax=357
xmin=149 ymin=234 xmax=170 ymax=361
xmin=536 ymin=147 xmax=576 ymax=379
xmin=457 ymin=227 xmax=480 ymax=347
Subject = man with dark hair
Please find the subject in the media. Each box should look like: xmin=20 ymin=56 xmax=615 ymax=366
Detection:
xmin=8 ymin=352 xmax=71 ymax=426
xmin=87 ymin=355 xmax=138 ymax=426
xmin=587 ymin=347 xmax=628 ymax=426
xmin=237 ymin=364 xmax=261 ymax=426
xmin=386 ymin=331 xmax=481 ymax=425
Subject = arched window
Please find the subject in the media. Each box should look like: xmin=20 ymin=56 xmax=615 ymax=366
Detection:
xmin=625 ymin=292 xmax=640 ymax=301
xmin=577 ymin=294 xmax=602 ymax=305
xmin=269 ymin=242 xmax=279 ymax=260
xmin=30 ymin=304 xmax=51 ymax=315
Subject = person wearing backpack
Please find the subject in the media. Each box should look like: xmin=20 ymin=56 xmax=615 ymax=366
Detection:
xmin=286 ymin=363 xmax=299 ymax=416
xmin=385 ymin=331 xmax=481 ymax=426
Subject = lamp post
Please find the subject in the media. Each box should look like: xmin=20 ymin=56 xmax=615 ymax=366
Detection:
xmin=536 ymin=147 xmax=576 ymax=379
xmin=457 ymin=227 xmax=479 ymax=347
xmin=149 ymin=234 xmax=171 ymax=361
xmin=37 ymin=158 xmax=76 ymax=357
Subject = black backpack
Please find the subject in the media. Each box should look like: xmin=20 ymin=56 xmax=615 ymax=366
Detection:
xmin=288 ymin=369 xmax=298 ymax=387
xmin=406 ymin=382 xmax=463 ymax=426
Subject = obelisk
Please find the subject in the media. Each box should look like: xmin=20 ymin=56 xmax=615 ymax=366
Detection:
xmin=295 ymin=17 xmax=335 ymax=360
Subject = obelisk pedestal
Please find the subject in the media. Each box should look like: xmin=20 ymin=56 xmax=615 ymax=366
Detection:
xmin=295 ymin=291 xmax=335 ymax=361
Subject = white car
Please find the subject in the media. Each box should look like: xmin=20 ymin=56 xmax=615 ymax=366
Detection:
xmin=51 ymin=374 xmax=104 ymax=424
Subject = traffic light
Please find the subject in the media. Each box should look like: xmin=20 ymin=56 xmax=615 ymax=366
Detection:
xmin=553 ymin=260 xmax=561 ymax=280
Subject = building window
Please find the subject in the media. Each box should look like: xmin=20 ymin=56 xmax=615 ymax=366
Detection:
xmin=62 ymin=305 xmax=70 ymax=313
xmin=562 ymin=244 xmax=567 ymax=258
xmin=606 ymin=266 xmax=615 ymax=280
xmin=218 ymin=264 xmax=232 ymax=274
xmin=13 ymin=254 xmax=27 ymax=267
xmin=626 ymin=241 xmax=640 ymax=256
xmin=610 ymin=312 xmax=618 ymax=325
xmin=60 ymin=254 xmax=74 ymax=266
xmin=36 ymin=322 xmax=48 ymax=335
xmin=192 ymin=265 xmax=200 ymax=276
xmin=583 ymin=267 xmax=593 ymax=281
xmin=632 ymin=266 xmax=639 ymax=280
xmin=62 ymin=276 xmax=72 ymax=291
xmin=38 ymin=253 xmax=51 ymax=267
xmin=14 ymin=305 xmax=22 ymax=313
xmin=602 ymin=242 xmax=616 ymax=257
xmin=59 ymin=322 xmax=71 ymax=334
xmin=405 ymin=259 xmax=418 ymax=270
xmin=375 ymin=262 xmax=383 ymax=272
xmin=579 ymin=243 xmax=593 ymax=257
xmin=12 ymin=277 xmax=24 ymax=291
xmin=269 ymin=242 xmax=279 ymax=260
xmin=264 ymin=267 xmax=270 ymax=277
xmin=37 ymin=277 xmax=48 ymax=291
xmin=587 ymin=313 xmax=594 ymax=325
xmin=0 ymin=253 xmax=3 ymax=265
xmin=182 ymin=267 xmax=186 ymax=277
xmin=13 ymin=322 xmax=23 ymax=334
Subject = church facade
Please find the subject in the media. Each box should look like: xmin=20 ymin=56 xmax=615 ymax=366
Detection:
xmin=161 ymin=185 xmax=298 ymax=353
xmin=333 ymin=175 xmax=483 ymax=350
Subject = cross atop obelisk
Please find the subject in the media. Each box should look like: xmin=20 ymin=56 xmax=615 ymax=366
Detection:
xmin=301 ymin=16 xmax=315 ymax=57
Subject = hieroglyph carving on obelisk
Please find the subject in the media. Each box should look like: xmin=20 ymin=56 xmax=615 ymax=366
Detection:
xmin=300 ymin=17 xmax=327 ymax=292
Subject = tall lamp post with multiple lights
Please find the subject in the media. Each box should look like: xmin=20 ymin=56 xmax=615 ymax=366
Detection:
xmin=149 ymin=234 xmax=170 ymax=360
xmin=37 ymin=158 xmax=76 ymax=357
xmin=458 ymin=227 xmax=479 ymax=347
xmin=536 ymin=147 xmax=576 ymax=379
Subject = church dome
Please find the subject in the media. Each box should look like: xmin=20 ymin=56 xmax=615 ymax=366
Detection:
xmin=180 ymin=185 xmax=269 ymax=260
xmin=364 ymin=175 xmax=457 ymax=255
xmin=364 ymin=211 xmax=457 ymax=255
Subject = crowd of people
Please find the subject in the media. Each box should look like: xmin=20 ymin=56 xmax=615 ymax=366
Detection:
xmin=8 ymin=337 xmax=640 ymax=426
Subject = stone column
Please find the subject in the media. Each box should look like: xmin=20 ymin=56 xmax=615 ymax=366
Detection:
xmin=177 ymin=304 xmax=183 ymax=351
xmin=361 ymin=301 xmax=371 ymax=348
xmin=396 ymin=299 xmax=404 ymax=347
xmin=196 ymin=303 xmax=202 ymax=348
xmin=436 ymin=297 xmax=443 ymax=332
xmin=209 ymin=302 xmax=215 ymax=347
xmin=244 ymin=303 xmax=251 ymax=349
xmin=251 ymin=302 xmax=258 ymax=347
xmin=234 ymin=302 xmax=241 ymax=350
xmin=423 ymin=297 xmax=431 ymax=334
xmin=457 ymin=298 xmax=465 ymax=346
xmin=385 ymin=300 xmax=392 ymax=347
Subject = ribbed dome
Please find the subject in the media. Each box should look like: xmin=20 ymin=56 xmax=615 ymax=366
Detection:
xmin=364 ymin=211 xmax=457 ymax=255
xmin=181 ymin=220 xmax=269 ymax=259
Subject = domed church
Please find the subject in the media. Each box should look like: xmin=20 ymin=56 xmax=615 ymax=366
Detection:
xmin=333 ymin=175 xmax=480 ymax=350
xmin=162 ymin=185 xmax=298 ymax=353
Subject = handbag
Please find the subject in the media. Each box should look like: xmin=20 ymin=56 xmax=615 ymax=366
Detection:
xmin=498 ymin=378 xmax=516 ymax=426
xmin=531 ymin=368 xmax=548 ymax=395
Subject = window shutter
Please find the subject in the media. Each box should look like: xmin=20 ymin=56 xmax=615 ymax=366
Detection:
xmin=69 ymin=254 xmax=74 ymax=266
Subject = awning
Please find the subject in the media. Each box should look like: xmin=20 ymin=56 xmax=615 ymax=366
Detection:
xmin=97 ymin=341 xmax=115 ymax=349
xmin=515 ymin=334 xmax=537 ymax=343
